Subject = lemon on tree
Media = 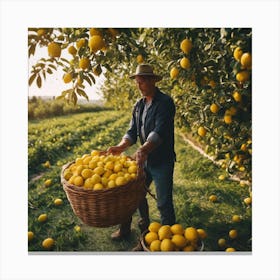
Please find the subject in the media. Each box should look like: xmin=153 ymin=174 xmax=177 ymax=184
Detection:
xmin=180 ymin=38 xmax=193 ymax=54
xmin=68 ymin=45 xmax=77 ymax=56
xmin=236 ymin=70 xmax=250 ymax=83
xmin=63 ymin=73 xmax=73 ymax=84
xmin=79 ymin=57 xmax=90 ymax=70
xmin=180 ymin=57 xmax=191 ymax=70
xmin=137 ymin=54 xmax=144 ymax=64
xmin=233 ymin=91 xmax=242 ymax=102
xmin=48 ymin=42 xmax=61 ymax=58
xmin=88 ymin=35 xmax=105 ymax=53
xmin=210 ymin=103 xmax=219 ymax=113
xmin=198 ymin=126 xmax=207 ymax=137
xmin=229 ymin=229 xmax=238 ymax=239
xmin=240 ymin=52 xmax=252 ymax=69
xmin=233 ymin=46 xmax=243 ymax=61
xmin=170 ymin=67 xmax=179 ymax=79
xmin=76 ymin=38 xmax=86 ymax=49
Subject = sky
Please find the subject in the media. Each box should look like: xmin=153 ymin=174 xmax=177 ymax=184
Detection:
xmin=28 ymin=44 xmax=105 ymax=100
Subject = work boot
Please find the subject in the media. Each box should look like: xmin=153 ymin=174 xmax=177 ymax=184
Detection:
xmin=111 ymin=218 xmax=132 ymax=241
xmin=138 ymin=218 xmax=149 ymax=233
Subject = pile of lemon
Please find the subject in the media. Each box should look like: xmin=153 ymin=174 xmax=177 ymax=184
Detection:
xmin=144 ymin=222 xmax=207 ymax=252
xmin=63 ymin=150 xmax=138 ymax=190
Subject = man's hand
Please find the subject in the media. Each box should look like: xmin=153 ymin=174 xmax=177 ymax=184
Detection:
xmin=134 ymin=141 xmax=157 ymax=166
xmin=107 ymin=145 xmax=125 ymax=155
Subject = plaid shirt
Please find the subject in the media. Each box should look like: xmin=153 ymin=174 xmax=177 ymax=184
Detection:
xmin=124 ymin=88 xmax=176 ymax=165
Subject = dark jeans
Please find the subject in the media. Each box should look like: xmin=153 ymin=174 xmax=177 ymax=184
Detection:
xmin=142 ymin=160 xmax=176 ymax=225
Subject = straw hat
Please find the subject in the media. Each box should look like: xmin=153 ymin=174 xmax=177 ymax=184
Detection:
xmin=129 ymin=64 xmax=162 ymax=81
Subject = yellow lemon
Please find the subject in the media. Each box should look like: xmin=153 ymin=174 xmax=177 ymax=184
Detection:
xmin=197 ymin=126 xmax=206 ymax=137
xmin=115 ymin=176 xmax=127 ymax=186
xmin=145 ymin=232 xmax=159 ymax=245
xmin=81 ymin=168 xmax=93 ymax=179
xmin=74 ymin=225 xmax=81 ymax=232
xmin=224 ymin=114 xmax=232 ymax=124
xmin=160 ymin=239 xmax=175 ymax=251
xmin=28 ymin=231 xmax=34 ymax=241
xmin=38 ymin=213 xmax=47 ymax=222
xmin=197 ymin=228 xmax=207 ymax=239
xmin=44 ymin=179 xmax=52 ymax=187
xmin=93 ymin=166 xmax=105 ymax=176
xmin=158 ymin=225 xmax=172 ymax=240
xmin=170 ymin=67 xmax=179 ymax=79
xmin=76 ymin=38 xmax=86 ymax=49
xmin=79 ymin=57 xmax=90 ymax=70
xmin=88 ymin=35 xmax=105 ymax=53
xmin=210 ymin=103 xmax=219 ymax=113
xmin=244 ymin=197 xmax=252 ymax=205
xmin=148 ymin=222 xmax=162 ymax=233
xmin=233 ymin=46 xmax=243 ymax=61
xmin=170 ymin=224 xmax=184 ymax=235
xmin=236 ymin=71 xmax=250 ymax=83
xmin=63 ymin=73 xmax=73 ymax=83
xmin=218 ymin=238 xmax=226 ymax=248
xmin=37 ymin=28 xmax=46 ymax=37
xmin=226 ymin=247 xmax=236 ymax=252
xmin=107 ymin=180 xmax=116 ymax=188
xmin=68 ymin=45 xmax=77 ymax=56
xmin=233 ymin=91 xmax=242 ymax=102
xmin=54 ymin=198 xmax=63 ymax=206
xmin=184 ymin=227 xmax=199 ymax=242
xmin=240 ymin=52 xmax=252 ymax=69
xmin=89 ymin=28 xmax=101 ymax=36
xmin=229 ymin=229 xmax=238 ymax=239
xmin=128 ymin=165 xmax=138 ymax=174
xmin=150 ymin=240 xmax=161 ymax=251
xmin=93 ymin=183 xmax=103 ymax=190
xmin=48 ymin=42 xmax=61 ymax=58
xmin=42 ymin=238 xmax=54 ymax=249
xmin=232 ymin=215 xmax=241 ymax=223
xmin=84 ymin=178 xmax=94 ymax=189
xmin=209 ymin=194 xmax=218 ymax=202
xmin=73 ymin=175 xmax=84 ymax=187
xmin=180 ymin=57 xmax=191 ymax=70
xmin=137 ymin=54 xmax=144 ymax=64
xmin=172 ymin=234 xmax=188 ymax=249
xmin=63 ymin=169 xmax=72 ymax=180
xmin=180 ymin=38 xmax=193 ymax=54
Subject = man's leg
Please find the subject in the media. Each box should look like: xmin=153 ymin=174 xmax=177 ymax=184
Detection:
xmin=111 ymin=217 xmax=132 ymax=241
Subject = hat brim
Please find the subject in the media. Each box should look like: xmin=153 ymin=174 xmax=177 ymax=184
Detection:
xmin=129 ymin=73 xmax=162 ymax=82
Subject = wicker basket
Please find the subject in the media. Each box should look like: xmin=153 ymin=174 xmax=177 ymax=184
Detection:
xmin=140 ymin=230 xmax=204 ymax=252
xmin=61 ymin=161 xmax=146 ymax=227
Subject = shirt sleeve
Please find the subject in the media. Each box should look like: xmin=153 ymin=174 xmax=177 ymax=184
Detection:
xmin=123 ymin=102 xmax=139 ymax=144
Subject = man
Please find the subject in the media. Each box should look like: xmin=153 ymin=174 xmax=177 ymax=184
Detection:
xmin=107 ymin=64 xmax=176 ymax=250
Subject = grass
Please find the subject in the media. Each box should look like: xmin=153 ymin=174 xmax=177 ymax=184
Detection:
xmin=28 ymin=111 xmax=252 ymax=253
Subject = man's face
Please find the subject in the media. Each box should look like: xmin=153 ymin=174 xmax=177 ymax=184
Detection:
xmin=135 ymin=76 xmax=156 ymax=96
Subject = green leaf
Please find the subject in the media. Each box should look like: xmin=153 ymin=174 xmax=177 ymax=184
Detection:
xmin=46 ymin=68 xmax=53 ymax=74
xmin=76 ymin=88 xmax=89 ymax=101
xmin=28 ymin=73 xmax=37 ymax=86
xmin=83 ymin=75 xmax=92 ymax=86
xmin=36 ymin=75 xmax=42 ymax=88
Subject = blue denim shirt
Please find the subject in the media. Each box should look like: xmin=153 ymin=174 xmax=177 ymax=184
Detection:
xmin=124 ymin=88 xmax=176 ymax=165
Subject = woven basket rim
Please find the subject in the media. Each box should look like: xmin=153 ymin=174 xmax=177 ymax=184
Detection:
xmin=61 ymin=159 xmax=144 ymax=194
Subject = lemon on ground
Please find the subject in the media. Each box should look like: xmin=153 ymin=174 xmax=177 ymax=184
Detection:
xmin=148 ymin=222 xmax=162 ymax=233
xmin=74 ymin=225 xmax=81 ymax=232
xmin=48 ymin=42 xmax=61 ymax=58
xmin=197 ymin=126 xmax=206 ymax=137
xmin=170 ymin=224 xmax=184 ymax=235
xmin=145 ymin=232 xmax=159 ymax=245
xmin=54 ymin=198 xmax=63 ymax=206
xmin=180 ymin=57 xmax=191 ymax=70
xmin=160 ymin=238 xmax=175 ymax=251
xmin=226 ymin=247 xmax=236 ymax=252
xmin=209 ymin=194 xmax=217 ymax=202
xmin=180 ymin=38 xmax=193 ymax=54
xmin=229 ymin=229 xmax=238 ymax=239
xmin=197 ymin=228 xmax=207 ymax=239
xmin=172 ymin=234 xmax=188 ymax=249
xmin=170 ymin=67 xmax=179 ymax=79
xmin=184 ymin=227 xmax=199 ymax=242
xmin=63 ymin=73 xmax=73 ymax=83
xmin=210 ymin=103 xmax=219 ymax=113
xmin=42 ymin=238 xmax=54 ymax=249
xmin=233 ymin=47 xmax=243 ymax=61
xmin=150 ymin=240 xmax=161 ymax=251
xmin=232 ymin=215 xmax=241 ymax=223
xmin=240 ymin=52 xmax=252 ymax=69
xmin=244 ymin=197 xmax=252 ymax=205
xmin=28 ymin=231 xmax=34 ymax=241
xmin=79 ymin=57 xmax=90 ymax=70
xmin=38 ymin=213 xmax=48 ymax=222
xmin=218 ymin=238 xmax=226 ymax=248
xmin=43 ymin=160 xmax=51 ymax=168
xmin=44 ymin=179 xmax=52 ymax=187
